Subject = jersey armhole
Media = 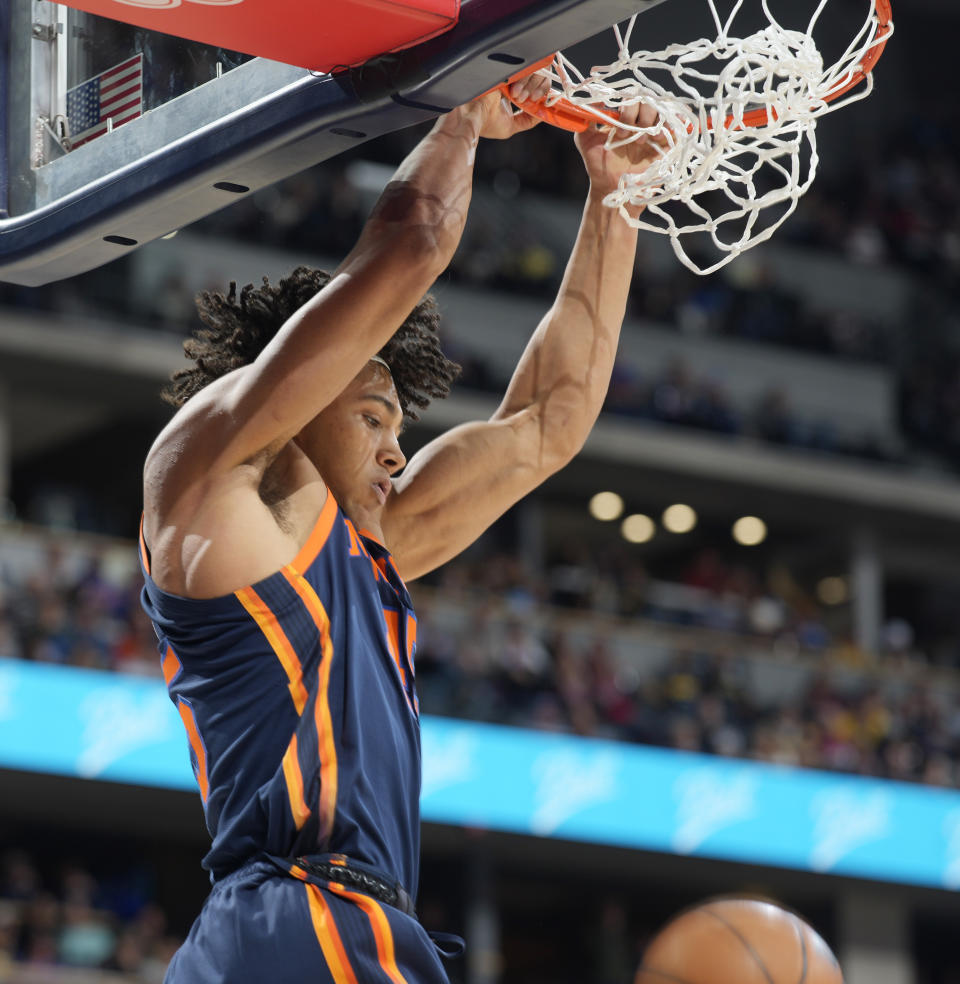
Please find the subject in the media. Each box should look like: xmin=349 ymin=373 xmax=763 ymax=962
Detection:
xmin=290 ymin=489 xmax=339 ymax=574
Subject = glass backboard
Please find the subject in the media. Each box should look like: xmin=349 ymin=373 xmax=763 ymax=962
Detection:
xmin=0 ymin=0 xmax=671 ymax=286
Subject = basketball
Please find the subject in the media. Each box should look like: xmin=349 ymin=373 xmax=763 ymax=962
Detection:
xmin=634 ymin=897 xmax=843 ymax=984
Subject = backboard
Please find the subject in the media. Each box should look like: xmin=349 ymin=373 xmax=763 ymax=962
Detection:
xmin=0 ymin=0 xmax=671 ymax=286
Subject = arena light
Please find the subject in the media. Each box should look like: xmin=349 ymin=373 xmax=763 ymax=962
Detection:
xmin=732 ymin=516 xmax=767 ymax=546
xmin=590 ymin=491 xmax=624 ymax=522
xmin=663 ymin=503 xmax=697 ymax=534
xmin=622 ymin=513 xmax=655 ymax=544
xmin=817 ymin=577 xmax=849 ymax=605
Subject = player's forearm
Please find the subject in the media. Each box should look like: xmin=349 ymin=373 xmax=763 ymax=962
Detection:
xmin=347 ymin=103 xmax=486 ymax=271
xmin=494 ymin=190 xmax=638 ymax=460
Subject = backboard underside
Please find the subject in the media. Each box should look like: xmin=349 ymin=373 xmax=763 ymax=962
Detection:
xmin=0 ymin=0 xmax=671 ymax=286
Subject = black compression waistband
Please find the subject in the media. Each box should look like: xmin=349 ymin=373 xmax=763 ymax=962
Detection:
xmin=293 ymin=855 xmax=417 ymax=918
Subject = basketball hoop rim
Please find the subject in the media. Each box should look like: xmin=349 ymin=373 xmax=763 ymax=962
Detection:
xmin=499 ymin=0 xmax=894 ymax=133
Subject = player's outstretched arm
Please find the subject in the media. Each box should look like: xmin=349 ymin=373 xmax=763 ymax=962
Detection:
xmin=385 ymin=102 xmax=663 ymax=580
xmin=144 ymin=89 xmax=542 ymax=503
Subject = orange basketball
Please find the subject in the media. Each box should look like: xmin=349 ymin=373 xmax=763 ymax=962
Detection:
xmin=634 ymin=897 xmax=844 ymax=984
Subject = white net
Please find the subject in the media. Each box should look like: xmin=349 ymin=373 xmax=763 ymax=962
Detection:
xmin=537 ymin=0 xmax=892 ymax=275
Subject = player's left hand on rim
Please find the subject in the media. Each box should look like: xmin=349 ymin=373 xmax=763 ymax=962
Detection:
xmin=469 ymin=74 xmax=552 ymax=140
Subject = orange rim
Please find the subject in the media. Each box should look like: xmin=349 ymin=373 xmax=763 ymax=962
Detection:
xmin=496 ymin=54 xmax=598 ymax=132
xmin=498 ymin=0 xmax=893 ymax=133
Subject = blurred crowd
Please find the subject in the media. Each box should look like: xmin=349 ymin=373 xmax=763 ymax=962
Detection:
xmin=0 ymin=849 xmax=180 ymax=983
xmin=414 ymin=549 xmax=960 ymax=789
xmin=2 ymin=525 xmax=958 ymax=791
xmin=603 ymin=358 xmax=896 ymax=462
xmin=418 ymin=603 xmax=959 ymax=786
xmin=0 ymin=539 xmax=157 ymax=676
xmin=790 ymin=115 xmax=960 ymax=293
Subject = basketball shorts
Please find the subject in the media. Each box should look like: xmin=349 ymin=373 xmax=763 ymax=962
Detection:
xmin=163 ymin=858 xmax=452 ymax=984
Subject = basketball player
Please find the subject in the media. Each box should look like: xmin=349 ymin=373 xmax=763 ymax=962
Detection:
xmin=140 ymin=80 xmax=660 ymax=983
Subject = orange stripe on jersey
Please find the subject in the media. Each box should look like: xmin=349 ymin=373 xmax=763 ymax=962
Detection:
xmin=328 ymin=885 xmax=409 ymax=984
xmin=176 ymin=699 xmax=209 ymax=803
xmin=161 ymin=645 xmax=181 ymax=687
xmin=305 ymin=884 xmax=360 ymax=984
xmin=291 ymin=490 xmax=339 ymax=573
xmin=282 ymin=568 xmax=339 ymax=846
xmin=381 ymin=609 xmax=406 ymax=686
xmin=357 ymin=527 xmax=384 ymax=548
xmin=345 ymin=520 xmax=383 ymax=582
xmin=405 ymin=614 xmax=417 ymax=667
xmin=345 ymin=518 xmax=364 ymax=558
xmin=281 ymin=733 xmax=311 ymax=831
xmin=138 ymin=515 xmax=151 ymax=575
xmin=288 ymin=862 xmax=308 ymax=882
xmin=235 ymin=586 xmax=309 ymax=716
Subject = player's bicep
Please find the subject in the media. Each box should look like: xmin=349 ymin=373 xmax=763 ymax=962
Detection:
xmin=384 ymin=408 xmax=568 ymax=580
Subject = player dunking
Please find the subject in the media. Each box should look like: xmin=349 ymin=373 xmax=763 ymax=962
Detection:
xmin=140 ymin=81 xmax=660 ymax=982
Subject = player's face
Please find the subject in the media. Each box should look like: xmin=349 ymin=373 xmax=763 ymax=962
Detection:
xmin=299 ymin=361 xmax=406 ymax=534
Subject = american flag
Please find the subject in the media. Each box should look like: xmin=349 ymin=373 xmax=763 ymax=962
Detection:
xmin=66 ymin=53 xmax=143 ymax=150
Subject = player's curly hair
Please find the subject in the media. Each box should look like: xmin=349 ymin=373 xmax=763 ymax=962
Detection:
xmin=161 ymin=266 xmax=460 ymax=420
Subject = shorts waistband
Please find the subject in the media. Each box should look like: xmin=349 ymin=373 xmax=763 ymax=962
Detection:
xmin=269 ymin=853 xmax=417 ymax=919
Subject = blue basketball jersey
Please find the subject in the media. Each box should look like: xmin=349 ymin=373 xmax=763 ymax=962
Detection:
xmin=139 ymin=491 xmax=422 ymax=896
